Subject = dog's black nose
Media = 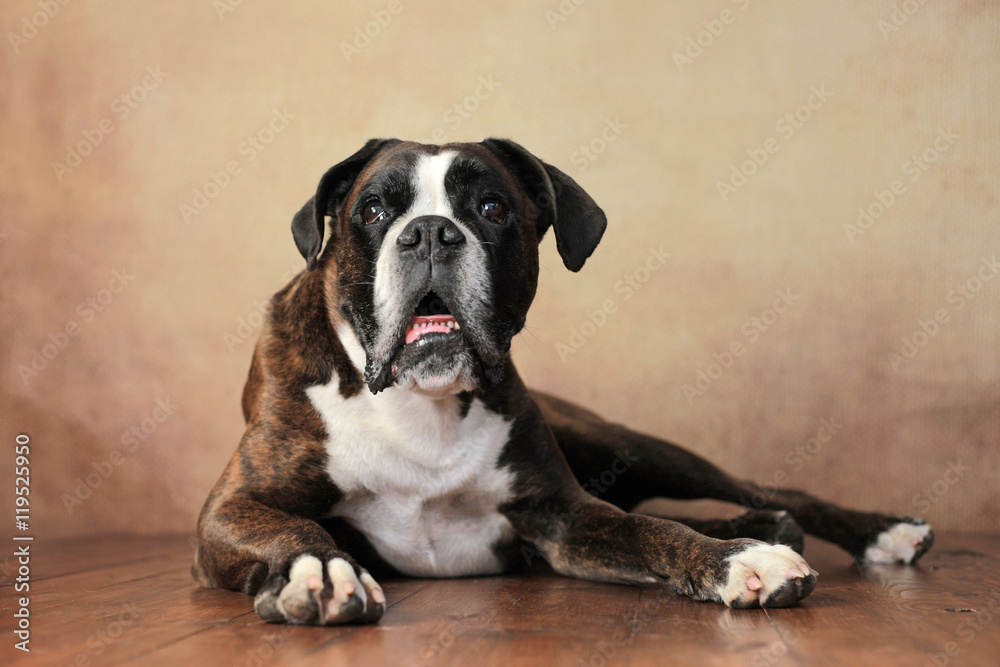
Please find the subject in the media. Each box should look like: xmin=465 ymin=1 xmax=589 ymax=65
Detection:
xmin=397 ymin=215 xmax=465 ymax=261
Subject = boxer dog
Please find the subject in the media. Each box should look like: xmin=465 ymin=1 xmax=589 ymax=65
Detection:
xmin=192 ymin=139 xmax=933 ymax=625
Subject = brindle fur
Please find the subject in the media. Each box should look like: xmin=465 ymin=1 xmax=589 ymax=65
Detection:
xmin=193 ymin=139 xmax=931 ymax=622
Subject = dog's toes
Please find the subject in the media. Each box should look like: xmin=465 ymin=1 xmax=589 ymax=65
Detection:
xmin=759 ymin=569 xmax=817 ymax=608
xmin=253 ymin=571 xmax=292 ymax=623
xmin=357 ymin=570 xmax=387 ymax=622
xmin=320 ymin=558 xmax=383 ymax=624
xmin=280 ymin=554 xmax=326 ymax=622
xmin=720 ymin=543 xmax=817 ymax=609
xmin=861 ymin=518 xmax=934 ymax=565
xmin=253 ymin=554 xmax=384 ymax=625
xmin=254 ymin=555 xmax=323 ymax=624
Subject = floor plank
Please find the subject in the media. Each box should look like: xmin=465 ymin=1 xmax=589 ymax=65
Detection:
xmin=3 ymin=533 xmax=999 ymax=666
xmin=0 ymin=535 xmax=190 ymax=588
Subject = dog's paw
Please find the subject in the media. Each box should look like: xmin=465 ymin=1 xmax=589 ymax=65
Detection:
xmin=861 ymin=517 xmax=934 ymax=565
xmin=254 ymin=553 xmax=385 ymax=625
xmin=718 ymin=543 xmax=817 ymax=609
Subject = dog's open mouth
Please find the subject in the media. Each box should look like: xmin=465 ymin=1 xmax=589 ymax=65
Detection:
xmin=404 ymin=292 xmax=461 ymax=345
xmin=364 ymin=289 xmax=502 ymax=394
xmin=378 ymin=290 xmax=475 ymax=394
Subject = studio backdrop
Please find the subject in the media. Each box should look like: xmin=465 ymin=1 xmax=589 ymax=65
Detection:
xmin=2 ymin=0 xmax=997 ymax=540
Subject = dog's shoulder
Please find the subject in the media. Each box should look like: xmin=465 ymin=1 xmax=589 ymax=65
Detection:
xmin=241 ymin=271 xmax=364 ymax=424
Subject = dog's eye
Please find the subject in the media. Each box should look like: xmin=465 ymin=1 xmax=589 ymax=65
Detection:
xmin=480 ymin=197 xmax=507 ymax=224
xmin=362 ymin=200 xmax=387 ymax=225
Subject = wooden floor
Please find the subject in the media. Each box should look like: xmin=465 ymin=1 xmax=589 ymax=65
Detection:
xmin=3 ymin=533 xmax=999 ymax=667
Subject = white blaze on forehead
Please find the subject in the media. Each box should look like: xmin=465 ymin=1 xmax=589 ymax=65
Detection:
xmin=411 ymin=151 xmax=458 ymax=218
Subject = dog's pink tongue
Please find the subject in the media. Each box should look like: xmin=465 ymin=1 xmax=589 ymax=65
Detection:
xmin=405 ymin=315 xmax=458 ymax=344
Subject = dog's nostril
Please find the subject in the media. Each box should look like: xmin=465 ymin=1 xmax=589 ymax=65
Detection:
xmin=397 ymin=228 xmax=420 ymax=247
xmin=440 ymin=225 xmax=464 ymax=246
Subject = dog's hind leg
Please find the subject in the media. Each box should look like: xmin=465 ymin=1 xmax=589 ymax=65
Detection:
xmin=643 ymin=510 xmax=806 ymax=554
xmin=533 ymin=391 xmax=933 ymax=564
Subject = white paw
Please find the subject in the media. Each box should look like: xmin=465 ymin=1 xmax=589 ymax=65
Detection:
xmin=718 ymin=543 xmax=817 ymax=608
xmin=255 ymin=554 xmax=385 ymax=625
xmin=863 ymin=522 xmax=933 ymax=564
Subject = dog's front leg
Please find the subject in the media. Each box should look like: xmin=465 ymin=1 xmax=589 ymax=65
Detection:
xmin=503 ymin=494 xmax=816 ymax=609
xmin=193 ymin=493 xmax=385 ymax=625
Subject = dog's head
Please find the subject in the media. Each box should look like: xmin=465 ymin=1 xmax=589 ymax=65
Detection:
xmin=291 ymin=139 xmax=606 ymax=396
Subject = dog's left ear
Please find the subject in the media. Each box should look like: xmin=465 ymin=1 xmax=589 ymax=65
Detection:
xmin=481 ymin=138 xmax=607 ymax=272
xmin=292 ymin=138 xmax=399 ymax=270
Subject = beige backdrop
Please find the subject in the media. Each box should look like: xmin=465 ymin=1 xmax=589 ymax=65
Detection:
xmin=2 ymin=0 xmax=997 ymax=540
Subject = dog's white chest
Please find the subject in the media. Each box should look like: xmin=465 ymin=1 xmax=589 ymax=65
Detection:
xmin=306 ymin=380 xmax=516 ymax=577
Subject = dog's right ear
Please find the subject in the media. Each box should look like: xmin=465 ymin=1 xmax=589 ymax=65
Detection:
xmin=292 ymin=138 xmax=399 ymax=270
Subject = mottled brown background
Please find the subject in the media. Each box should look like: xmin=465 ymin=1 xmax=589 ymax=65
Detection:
xmin=2 ymin=0 xmax=997 ymax=541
